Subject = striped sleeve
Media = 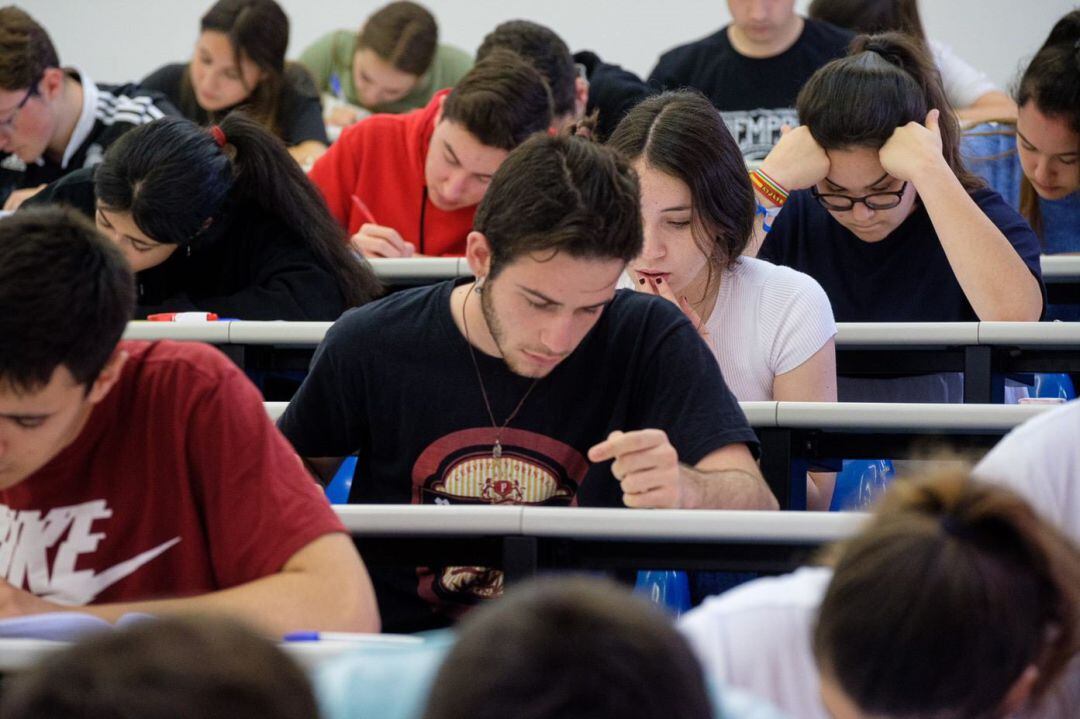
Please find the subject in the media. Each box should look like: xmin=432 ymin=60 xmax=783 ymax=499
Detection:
xmin=96 ymin=86 xmax=172 ymax=126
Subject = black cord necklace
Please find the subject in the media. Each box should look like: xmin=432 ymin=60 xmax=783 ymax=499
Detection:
xmin=418 ymin=186 xmax=428 ymax=255
xmin=461 ymin=282 xmax=542 ymax=482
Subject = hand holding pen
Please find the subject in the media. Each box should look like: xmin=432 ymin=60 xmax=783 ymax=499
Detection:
xmin=348 ymin=195 xmax=416 ymax=258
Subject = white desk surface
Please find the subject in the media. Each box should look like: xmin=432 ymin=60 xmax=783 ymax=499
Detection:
xmin=122 ymin=322 xmax=230 ymax=342
xmin=0 ymin=636 xmax=421 ymax=674
xmin=518 ymin=507 xmax=865 ymax=541
xmin=835 ymin=323 xmax=979 ymax=346
xmin=1040 ymin=255 xmax=1080 ymax=281
xmin=265 ymin=400 xmax=1051 ymax=431
xmin=334 ymin=504 xmax=524 ymax=535
xmin=126 ymin=320 xmax=1080 ymax=349
xmin=978 ymin=321 xmax=1080 ymax=346
xmin=228 ymin=321 xmax=332 ymax=344
xmin=366 ymin=257 xmax=472 ymax=280
xmin=775 ymin=401 xmax=1050 ymax=431
xmin=332 ymin=504 xmax=865 ymax=542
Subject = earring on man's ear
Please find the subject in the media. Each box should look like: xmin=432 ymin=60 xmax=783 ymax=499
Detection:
xmin=475 ymin=276 xmax=486 ymax=293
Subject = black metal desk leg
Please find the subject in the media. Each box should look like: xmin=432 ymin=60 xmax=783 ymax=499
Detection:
xmin=502 ymin=536 xmax=538 ymax=587
xmin=757 ymin=428 xmax=797 ymax=510
xmin=964 ymin=346 xmax=1002 ymax=404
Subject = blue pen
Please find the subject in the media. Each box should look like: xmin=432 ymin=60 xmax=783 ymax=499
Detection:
xmin=283 ymin=631 xmax=422 ymax=644
xmin=329 ymin=72 xmax=345 ymax=102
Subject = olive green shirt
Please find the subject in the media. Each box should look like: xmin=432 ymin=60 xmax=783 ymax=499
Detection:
xmin=299 ymin=29 xmax=473 ymax=114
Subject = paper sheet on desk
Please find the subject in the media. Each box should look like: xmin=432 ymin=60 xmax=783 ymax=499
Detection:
xmin=0 ymin=611 xmax=152 ymax=641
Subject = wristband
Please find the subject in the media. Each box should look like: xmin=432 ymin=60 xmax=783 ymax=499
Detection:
xmin=756 ymin=202 xmax=782 ymax=234
xmin=749 ymin=169 xmax=789 ymax=208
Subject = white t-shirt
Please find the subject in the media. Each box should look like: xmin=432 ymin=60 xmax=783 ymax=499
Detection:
xmin=619 ymin=258 xmax=835 ymax=401
xmin=679 ymin=567 xmax=832 ymax=719
xmin=680 ymin=565 xmax=1079 ymax=719
xmin=973 ymin=399 xmax=1080 ymax=545
xmin=930 ymin=39 xmax=1000 ymax=110
xmin=706 ymin=257 xmax=836 ymax=400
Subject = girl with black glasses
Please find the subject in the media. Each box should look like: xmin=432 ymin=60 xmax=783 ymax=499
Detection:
xmin=753 ymin=33 xmax=1043 ymax=330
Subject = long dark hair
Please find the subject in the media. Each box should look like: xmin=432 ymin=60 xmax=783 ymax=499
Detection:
xmin=180 ymin=0 xmax=289 ymax=137
xmin=94 ymin=113 xmax=380 ymax=308
xmin=814 ymin=468 xmax=1080 ymax=718
xmin=1013 ymin=10 xmax=1080 ymax=236
xmin=798 ymin=32 xmax=984 ymax=192
xmin=607 ymin=90 xmax=755 ymax=276
xmin=808 ymin=0 xmax=926 ymax=42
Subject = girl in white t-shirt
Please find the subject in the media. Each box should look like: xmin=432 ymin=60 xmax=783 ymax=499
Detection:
xmin=607 ymin=89 xmax=838 ymax=509
xmin=679 ymin=469 xmax=1080 ymax=719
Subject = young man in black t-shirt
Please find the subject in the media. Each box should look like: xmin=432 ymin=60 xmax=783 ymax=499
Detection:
xmin=649 ymin=0 xmax=851 ymax=161
xmin=280 ymin=134 xmax=774 ymax=631
xmin=0 ymin=7 xmax=176 ymax=210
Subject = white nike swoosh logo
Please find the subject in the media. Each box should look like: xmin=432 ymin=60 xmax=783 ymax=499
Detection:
xmin=43 ymin=537 xmax=181 ymax=606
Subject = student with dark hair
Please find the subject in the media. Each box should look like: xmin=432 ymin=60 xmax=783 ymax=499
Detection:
xmin=300 ymin=1 xmax=472 ymax=126
xmin=140 ymin=0 xmax=328 ymax=166
xmin=475 ymin=19 xmax=654 ymax=141
xmin=281 ymin=133 xmax=773 ymax=631
xmin=476 ymin=20 xmax=585 ymax=131
xmin=29 ymin=113 xmax=379 ymax=321
xmin=0 ymin=6 xmax=176 ymax=210
xmin=608 ymin=91 xmax=837 ymax=509
xmin=964 ymin=11 xmax=1079 ymax=261
xmin=309 ymin=50 xmax=553 ymax=258
xmin=0 ymin=207 xmax=379 ymax=633
xmin=807 ymin=0 xmax=1016 ymax=124
xmin=649 ymin=0 xmax=852 ymax=162
xmin=422 ymin=578 xmax=715 ymax=719
xmin=754 ymin=34 xmax=1042 ymax=398
xmin=680 ymin=468 xmax=1080 ymax=719
xmin=1 ymin=617 xmax=318 ymax=719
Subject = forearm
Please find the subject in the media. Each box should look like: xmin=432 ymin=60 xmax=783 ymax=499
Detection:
xmin=746 ymin=187 xmax=779 ymax=257
xmin=76 ymin=535 xmax=379 ymax=637
xmin=917 ymin=167 xmax=1042 ymax=320
xmin=956 ymin=91 xmax=1017 ymax=127
xmin=679 ymin=464 xmax=779 ymax=510
xmin=289 ymin=140 xmax=328 ymax=168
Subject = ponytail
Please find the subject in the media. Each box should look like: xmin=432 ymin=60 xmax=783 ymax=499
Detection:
xmin=814 ymin=468 xmax=1080 ymax=718
xmin=797 ymin=32 xmax=984 ymax=192
xmin=216 ymin=113 xmax=381 ymax=307
xmin=95 ymin=113 xmax=381 ymax=309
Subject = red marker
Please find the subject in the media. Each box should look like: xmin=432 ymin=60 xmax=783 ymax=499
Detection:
xmin=147 ymin=312 xmax=220 ymax=322
xmin=351 ymin=195 xmax=376 ymax=225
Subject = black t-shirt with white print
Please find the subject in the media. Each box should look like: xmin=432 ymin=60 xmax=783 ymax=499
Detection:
xmin=278 ymin=279 xmax=757 ymax=632
xmin=648 ymin=19 xmax=852 ymax=161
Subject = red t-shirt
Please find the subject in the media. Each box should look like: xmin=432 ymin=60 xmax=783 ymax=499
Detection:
xmin=0 ymin=341 xmax=344 ymax=607
xmin=308 ymin=89 xmax=475 ymax=257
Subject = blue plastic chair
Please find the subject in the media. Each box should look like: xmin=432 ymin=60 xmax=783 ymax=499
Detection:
xmin=1031 ymin=373 xmax=1077 ymax=400
xmin=829 ymin=459 xmax=896 ymax=511
xmin=325 ymin=457 xmax=357 ymax=504
xmin=634 ymin=570 xmax=692 ymax=616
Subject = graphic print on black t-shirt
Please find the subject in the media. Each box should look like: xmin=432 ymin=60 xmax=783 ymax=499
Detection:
xmin=721 ymin=108 xmax=800 ymax=162
xmin=411 ymin=426 xmax=587 ymax=613
xmin=278 ymin=280 xmax=757 ymax=630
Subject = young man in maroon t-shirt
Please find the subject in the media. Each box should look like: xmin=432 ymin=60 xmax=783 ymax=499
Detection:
xmin=0 ymin=206 xmax=379 ymax=635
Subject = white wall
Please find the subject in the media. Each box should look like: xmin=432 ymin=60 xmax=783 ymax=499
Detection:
xmin=20 ymin=0 xmax=1079 ymax=90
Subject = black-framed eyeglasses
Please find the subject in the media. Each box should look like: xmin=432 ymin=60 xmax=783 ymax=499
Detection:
xmin=811 ymin=181 xmax=909 ymax=211
xmin=0 ymin=79 xmax=40 ymax=132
